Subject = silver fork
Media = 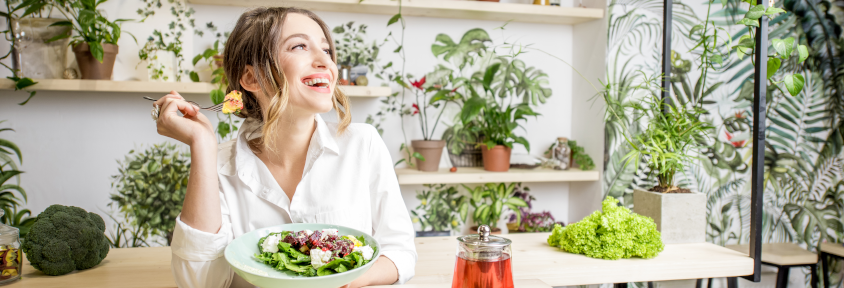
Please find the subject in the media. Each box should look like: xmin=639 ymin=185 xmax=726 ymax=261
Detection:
xmin=143 ymin=96 xmax=227 ymax=112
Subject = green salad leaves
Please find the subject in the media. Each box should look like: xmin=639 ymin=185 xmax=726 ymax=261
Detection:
xmin=254 ymin=231 xmax=375 ymax=277
xmin=547 ymin=197 xmax=664 ymax=260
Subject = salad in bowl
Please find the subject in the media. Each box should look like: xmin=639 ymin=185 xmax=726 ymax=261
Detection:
xmin=224 ymin=223 xmax=381 ymax=288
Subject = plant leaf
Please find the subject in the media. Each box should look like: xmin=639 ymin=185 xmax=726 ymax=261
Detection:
xmin=767 ymin=58 xmax=781 ymax=80
xmin=783 ymin=74 xmax=804 ymax=96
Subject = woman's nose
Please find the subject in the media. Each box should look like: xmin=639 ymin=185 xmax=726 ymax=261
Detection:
xmin=311 ymin=49 xmax=332 ymax=69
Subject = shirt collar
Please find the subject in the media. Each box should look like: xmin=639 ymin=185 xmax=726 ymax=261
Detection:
xmin=221 ymin=114 xmax=340 ymax=177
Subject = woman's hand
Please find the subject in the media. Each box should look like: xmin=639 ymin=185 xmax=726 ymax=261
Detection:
xmin=153 ymin=91 xmax=215 ymax=146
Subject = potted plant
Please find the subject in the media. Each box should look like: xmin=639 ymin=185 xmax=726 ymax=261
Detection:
xmin=405 ymin=75 xmax=461 ymax=171
xmin=332 ymin=21 xmax=382 ymax=86
xmin=138 ymin=30 xmax=181 ymax=82
xmin=427 ymin=29 xmax=551 ymax=168
xmin=610 ymin=90 xmax=712 ymax=244
xmin=2 ymin=0 xmax=72 ymax=80
xmin=411 ymin=184 xmax=469 ymax=237
xmin=505 ymin=186 xmax=563 ymax=233
xmin=458 ymin=63 xmax=539 ymax=172
xmin=49 ymin=0 xmax=133 ymax=80
xmin=110 ymin=143 xmax=190 ymax=245
xmin=465 ymin=182 xmax=528 ymax=233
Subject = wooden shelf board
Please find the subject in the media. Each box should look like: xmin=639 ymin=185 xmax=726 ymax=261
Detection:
xmin=395 ymin=167 xmax=599 ymax=184
xmin=411 ymin=233 xmax=754 ymax=286
xmin=0 ymin=79 xmax=390 ymax=98
xmin=187 ymin=0 xmax=604 ymax=25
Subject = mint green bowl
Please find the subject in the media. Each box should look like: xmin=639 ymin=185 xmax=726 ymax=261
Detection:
xmin=224 ymin=223 xmax=381 ymax=288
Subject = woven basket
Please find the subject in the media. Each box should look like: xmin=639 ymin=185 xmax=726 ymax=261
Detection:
xmin=447 ymin=145 xmax=483 ymax=167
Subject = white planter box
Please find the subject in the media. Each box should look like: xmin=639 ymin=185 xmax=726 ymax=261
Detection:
xmin=633 ymin=188 xmax=706 ymax=244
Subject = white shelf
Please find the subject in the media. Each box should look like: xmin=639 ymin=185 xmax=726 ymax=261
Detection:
xmin=395 ymin=167 xmax=599 ymax=185
xmin=187 ymin=0 xmax=604 ymax=25
xmin=0 ymin=79 xmax=391 ymax=98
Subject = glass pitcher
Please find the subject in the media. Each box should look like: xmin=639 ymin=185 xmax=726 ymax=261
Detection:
xmin=452 ymin=225 xmax=514 ymax=288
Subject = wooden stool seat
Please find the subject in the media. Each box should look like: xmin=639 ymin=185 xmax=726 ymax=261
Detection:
xmin=726 ymin=243 xmax=818 ymax=266
xmin=820 ymin=242 xmax=844 ymax=258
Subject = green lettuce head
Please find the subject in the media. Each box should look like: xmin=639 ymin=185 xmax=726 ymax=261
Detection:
xmin=547 ymin=196 xmax=664 ymax=260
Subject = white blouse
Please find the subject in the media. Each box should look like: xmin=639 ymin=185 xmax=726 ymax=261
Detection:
xmin=169 ymin=115 xmax=417 ymax=288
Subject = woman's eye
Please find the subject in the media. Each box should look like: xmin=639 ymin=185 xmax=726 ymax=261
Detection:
xmin=293 ymin=44 xmax=305 ymax=50
xmin=323 ymin=49 xmax=331 ymax=55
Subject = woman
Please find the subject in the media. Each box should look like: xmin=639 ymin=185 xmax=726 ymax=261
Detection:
xmin=152 ymin=7 xmax=417 ymax=288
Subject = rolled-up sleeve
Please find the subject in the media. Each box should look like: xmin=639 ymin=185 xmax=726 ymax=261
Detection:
xmin=367 ymin=126 xmax=418 ymax=285
xmin=170 ymin=190 xmax=235 ymax=288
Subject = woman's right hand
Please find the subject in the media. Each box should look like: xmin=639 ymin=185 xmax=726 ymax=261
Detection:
xmin=154 ymin=91 xmax=215 ymax=146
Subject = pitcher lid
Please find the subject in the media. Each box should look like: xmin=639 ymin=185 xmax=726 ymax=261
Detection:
xmin=457 ymin=225 xmax=511 ymax=248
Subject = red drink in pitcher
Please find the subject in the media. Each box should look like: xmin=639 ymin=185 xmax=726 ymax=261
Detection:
xmin=451 ymin=252 xmax=514 ymax=288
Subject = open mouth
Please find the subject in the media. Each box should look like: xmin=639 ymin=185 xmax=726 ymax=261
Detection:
xmin=303 ymin=77 xmax=330 ymax=88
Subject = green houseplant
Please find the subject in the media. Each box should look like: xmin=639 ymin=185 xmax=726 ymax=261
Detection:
xmin=427 ymin=29 xmax=550 ymax=168
xmin=331 ymin=21 xmax=382 ymax=86
xmin=49 ymin=0 xmax=134 ymax=79
xmin=0 ymin=121 xmax=36 ymax=239
xmin=411 ymin=184 xmax=469 ymax=237
xmin=110 ymin=143 xmax=190 ymax=246
xmin=465 ymin=182 xmax=528 ymax=233
xmin=459 ymin=63 xmax=539 ymax=171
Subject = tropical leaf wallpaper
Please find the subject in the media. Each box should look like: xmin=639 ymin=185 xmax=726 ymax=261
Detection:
xmin=604 ymin=0 xmax=844 ymax=284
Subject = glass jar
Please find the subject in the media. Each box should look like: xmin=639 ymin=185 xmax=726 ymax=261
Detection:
xmin=452 ymin=225 xmax=513 ymax=288
xmin=550 ymin=137 xmax=571 ymax=170
xmin=0 ymin=210 xmax=22 ymax=285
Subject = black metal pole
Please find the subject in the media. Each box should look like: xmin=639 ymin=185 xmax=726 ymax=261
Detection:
xmin=661 ymin=0 xmax=672 ymax=108
xmin=742 ymin=0 xmax=768 ymax=282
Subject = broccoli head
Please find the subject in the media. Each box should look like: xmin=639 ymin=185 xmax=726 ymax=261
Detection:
xmin=22 ymin=205 xmax=110 ymax=276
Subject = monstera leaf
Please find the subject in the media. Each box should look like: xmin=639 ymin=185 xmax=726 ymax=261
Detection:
xmin=431 ymin=28 xmax=491 ymax=70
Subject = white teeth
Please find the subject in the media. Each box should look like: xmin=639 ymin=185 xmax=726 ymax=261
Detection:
xmin=304 ymin=78 xmax=330 ymax=87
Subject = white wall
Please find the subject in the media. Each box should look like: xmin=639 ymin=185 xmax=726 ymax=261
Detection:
xmin=0 ymin=1 xmax=607 ymax=235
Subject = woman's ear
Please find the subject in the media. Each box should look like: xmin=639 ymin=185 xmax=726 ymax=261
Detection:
xmin=240 ymin=65 xmax=260 ymax=93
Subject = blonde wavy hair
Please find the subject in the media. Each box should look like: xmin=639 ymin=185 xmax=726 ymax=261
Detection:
xmin=224 ymin=7 xmax=351 ymax=152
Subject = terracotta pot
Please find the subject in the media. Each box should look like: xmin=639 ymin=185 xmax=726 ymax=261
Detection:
xmin=481 ymin=144 xmax=511 ymax=172
xmin=72 ymin=43 xmax=118 ymax=80
xmin=411 ymin=140 xmax=445 ymax=172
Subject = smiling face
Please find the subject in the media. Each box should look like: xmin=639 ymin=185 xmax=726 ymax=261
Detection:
xmin=275 ymin=13 xmax=338 ymax=117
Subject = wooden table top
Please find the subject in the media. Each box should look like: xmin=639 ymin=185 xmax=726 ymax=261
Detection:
xmin=7 ymin=233 xmax=753 ymax=287
xmin=726 ymin=243 xmax=818 ymax=266
xmin=412 ymin=233 xmax=754 ymax=286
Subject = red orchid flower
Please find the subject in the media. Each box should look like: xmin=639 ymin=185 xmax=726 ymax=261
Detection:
xmin=411 ymin=77 xmax=426 ymax=90
xmin=412 ymin=103 xmax=419 ymax=115
xmin=735 ymin=111 xmax=744 ymax=119
xmin=725 ymin=131 xmax=746 ymax=148
xmin=450 ymin=87 xmax=459 ymax=93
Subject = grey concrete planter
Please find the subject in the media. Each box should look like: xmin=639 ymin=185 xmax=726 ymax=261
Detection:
xmin=633 ymin=188 xmax=706 ymax=244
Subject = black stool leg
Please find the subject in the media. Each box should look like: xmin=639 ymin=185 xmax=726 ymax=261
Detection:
xmin=707 ymin=278 xmax=714 ymax=288
xmin=648 ymin=282 xmax=654 ymax=288
xmin=727 ymin=277 xmax=739 ymax=288
xmin=822 ymin=252 xmax=830 ymax=288
xmin=810 ymin=263 xmax=818 ymax=288
xmin=613 ymin=283 xmax=628 ymax=288
xmin=775 ymin=265 xmax=790 ymax=288
xmin=696 ymin=279 xmax=702 ymax=288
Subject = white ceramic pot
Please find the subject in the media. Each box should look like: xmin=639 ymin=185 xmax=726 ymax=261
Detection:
xmin=146 ymin=50 xmax=178 ymax=82
xmin=633 ymin=188 xmax=706 ymax=244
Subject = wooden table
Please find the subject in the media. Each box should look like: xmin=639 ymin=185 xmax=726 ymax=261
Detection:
xmin=7 ymin=233 xmax=753 ymax=287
